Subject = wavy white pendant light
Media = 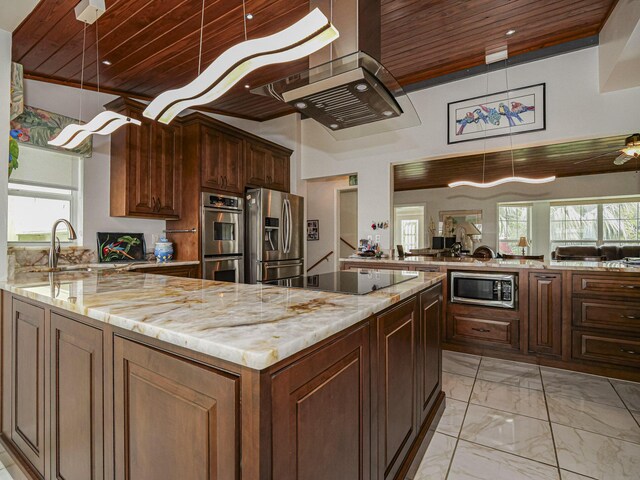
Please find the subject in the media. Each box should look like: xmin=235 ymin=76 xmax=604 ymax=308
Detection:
xmin=48 ymin=5 xmax=139 ymax=150
xmin=143 ymin=6 xmax=339 ymax=124
xmin=449 ymin=48 xmax=555 ymax=188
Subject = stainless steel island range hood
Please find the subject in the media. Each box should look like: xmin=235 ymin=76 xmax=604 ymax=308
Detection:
xmin=251 ymin=0 xmax=420 ymax=139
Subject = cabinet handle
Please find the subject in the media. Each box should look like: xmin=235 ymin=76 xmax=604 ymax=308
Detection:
xmin=224 ymin=175 xmax=228 ymax=186
xmin=472 ymin=328 xmax=491 ymax=333
xmin=157 ymin=198 xmax=162 ymax=211
xmin=220 ymin=175 xmax=224 ymax=185
xmin=620 ymin=348 xmax=639 ymax=355
xmin=620 ymin=315 xmax=640 ymax=320
xmin=620 ymin=285 xmax=640 ymax=289
xmin=151 ymin=196 xmax=157 ymax=211
xmin=535 ymin=275 xmax=556 ymax=279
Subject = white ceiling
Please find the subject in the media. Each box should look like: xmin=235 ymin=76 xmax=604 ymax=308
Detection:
xmin=0 ymin=0 xmax=40 ymax=32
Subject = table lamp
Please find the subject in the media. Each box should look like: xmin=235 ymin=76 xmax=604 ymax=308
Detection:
xmin=517 ymin=236 xmax=530 ymax=256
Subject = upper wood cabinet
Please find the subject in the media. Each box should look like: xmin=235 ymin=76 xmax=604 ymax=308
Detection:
xmin=200 ymin=125 xmax=244 ymax=194
xmin=108 ymin=98 xmax=181 ymax=219
xmin=245 ymin=140 xmax=291 ymax=192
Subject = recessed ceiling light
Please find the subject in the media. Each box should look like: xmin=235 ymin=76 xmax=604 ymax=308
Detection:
xmin=102 ymin=60 xmax=112 ymax=65
xmin=506 ymin=29 xmax=516 ymax=36
xmin=294 ymin=102 xmax=307 ymax=109
xmin=246 ymin=13 xmax=253 ymax=20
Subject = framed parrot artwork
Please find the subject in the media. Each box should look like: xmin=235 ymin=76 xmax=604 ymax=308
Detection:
xmin=97 ymin=232 xmax=146 ymax=263
xmin=447 ymin=83 xmax=546 ymax=144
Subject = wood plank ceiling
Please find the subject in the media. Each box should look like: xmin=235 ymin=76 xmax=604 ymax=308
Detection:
xmin=13 ymin=0 xmax=617 ymax=121
xmin=393 ymin=136 xmax=634 ymax=191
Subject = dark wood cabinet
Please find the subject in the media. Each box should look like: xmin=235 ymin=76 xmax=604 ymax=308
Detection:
xmin=447 ymin=307 xmax=520 ymax=350
xmin=113 ymin=338 xmax=239 ymax=480
xmin=108 ymin=98 xmax=181 ymax=219
xmin=50 ymin=313 xmax=104 ymax=480
xmin=201 ymin=126 xmax=244 ymax=194
xmin=129 ymin=263 xmax=199 ymax=278
xmin=245 ymin=140 xmax=291 ymax=192
xmin=528 ymin=272 xmax=562 ymax=356
xmin=418 ymin=285 xmax=442 ymax=425
xmin=10 ymin=299 xmax=47 ymax=477
xmin=271 ymin=324 xmax=371 ymax=480
xmin=374 ymin=297 xmax=418 ymax=480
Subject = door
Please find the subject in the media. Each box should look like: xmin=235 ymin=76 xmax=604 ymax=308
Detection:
xmin=203 ymin=256 xmax=244 ymax=283
xmin=51 ymin=313 xmax=104 ymax=480
xmin=268 ymin=151 xmax=290 ymax=192
xmin=529 ymin=272 xmax=562 ymax=356
xmin=202 ymin=208 xmax=242 ymax=256
xmin=10 ymin=299 xmax=47 ymax=476
xmin=152 ymin=122 xmax=181 ymax=218
xmin=418 ymin=285 xmax=442 ymax=425
xmin=202 ymin=127 xmax=244 ymax=194
xmin=245 ymin=141 xmax=268 ymax=187
xmin=114 ymin=338 xmax=239 ymax=480
xmin=271 ymin=324 xmax=370 ymax=480
xmin=127 ymin=113 xmax=154 ymax=215
xmin=375 ymin=297 xmax=418 ymax=480
xmin=339 ymin=190 xmax=358 ymax=258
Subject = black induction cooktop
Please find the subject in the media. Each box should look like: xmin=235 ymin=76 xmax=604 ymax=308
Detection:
xmin=263 ymin=270 xmax=417 ymax=295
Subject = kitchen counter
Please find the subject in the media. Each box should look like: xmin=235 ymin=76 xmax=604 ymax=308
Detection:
xmin=340 ymin=256 xmax=640 ymax=273
xmin=0 ymin=268 xmax=444 ymax=370
xmin=14 ymin=259 xmax=200 ymax=274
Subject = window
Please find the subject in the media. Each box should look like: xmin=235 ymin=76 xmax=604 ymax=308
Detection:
xmin=400 ymin=219 xmax=419 ymax=251
xmin=498 ymin=204 xmax=531 ymax=254
xmin=394 ymin=205 xmax=425 ymax=252
xmin=550 ymin=204 xmax=598 ymax=250
xmin=7 ymin=145 xmax=81 ymax=244
xmin=603 ymin=201 xmax=640 ymax=244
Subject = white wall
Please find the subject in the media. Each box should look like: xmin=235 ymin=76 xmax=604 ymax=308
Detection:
xmin=299 ymin=47 xmax=640 ymax=251
xmin=306 ymin=176 xmax=351 ymax=274
xmin=394 ymin=171 xmax=640 ymax=256
xmin=339 ymin=189 xmax=357 ymax=258
xmin=23 ymin=79 xmax=167 ymax=248
xmin=0 ymin=29 xmax=11 ymax=279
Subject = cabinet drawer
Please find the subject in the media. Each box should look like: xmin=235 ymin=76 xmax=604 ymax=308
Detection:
xmin=449 ymin=313 xmax=517 ymax=347
xmin=572 ymin=274 xmax=640 ymax=299
xmin=573 ymin=298 xmax=640 ymax=333
xmin=572 ymin=331 xmax=640 ymax=368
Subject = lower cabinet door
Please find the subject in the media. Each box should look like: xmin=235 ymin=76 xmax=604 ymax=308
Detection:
xmin=51 ymin=313 xmax=104 ymax=480
xmin=376 ymin=298 xmax=418 ymax=480
xmin=271 ymin=324 xmax=371 ymax=480
xmin=418 ymin=285 xmax=442 ymax=425
xmin=10 ymin=299 xmax=46 ymax=477
xmin=113 ymin=338 xmax=239 ymax=480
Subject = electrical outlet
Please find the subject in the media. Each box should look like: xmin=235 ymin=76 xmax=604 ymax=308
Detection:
xmin=375 ymin=234 xmax=381 ymax=243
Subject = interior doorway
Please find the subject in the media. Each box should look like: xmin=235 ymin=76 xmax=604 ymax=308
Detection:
xmin=338 ymin=189 xmax=358 ymax=259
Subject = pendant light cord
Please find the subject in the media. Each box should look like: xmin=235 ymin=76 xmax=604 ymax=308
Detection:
xmin=79 ymin=21 xmax=87 ymax=123
xmin=197 ymin=0 xmax=206 ymax=75
xmin=481 ymin=63 xmax=490 ymax=185
xmin=242 ymin=0 xmax=248 ymax=42
xmin=505 ymin=58 xmax=516 ymax=178
xmin=95 ymin=19 xmax=100 ymax=94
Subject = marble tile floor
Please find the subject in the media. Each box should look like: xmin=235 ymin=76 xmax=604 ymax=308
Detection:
xmin=411 ymin=350 xmax=640 ymax=480
xmin=0 ymin=443 xmax=27 ymax=480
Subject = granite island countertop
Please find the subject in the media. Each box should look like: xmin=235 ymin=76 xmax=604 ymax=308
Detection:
xmin=0 ymin=269 xmax=444 ymax=370
xmin=340 ymin=256 xmax=640 ymax=273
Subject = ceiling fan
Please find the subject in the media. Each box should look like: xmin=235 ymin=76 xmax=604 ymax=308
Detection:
xmin=574 ymin=133 xmax=640 ymax=165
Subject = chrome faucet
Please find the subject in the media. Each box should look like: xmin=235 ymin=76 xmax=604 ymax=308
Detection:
xmin=49 ymin=219 xmax=78 ymax=269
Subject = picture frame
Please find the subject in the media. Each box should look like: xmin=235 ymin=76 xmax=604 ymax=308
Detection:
xmin=307 ymin=220 xmax=319 ymax=241
xmin=447 ymin=83 xmax=545 ymax=144
xmin=97 ymin=232 xmax=146 ymax=262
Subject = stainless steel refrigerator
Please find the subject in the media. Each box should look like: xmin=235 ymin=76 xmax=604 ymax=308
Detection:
xmin=245 ymin=188 xmax=304 ymax=283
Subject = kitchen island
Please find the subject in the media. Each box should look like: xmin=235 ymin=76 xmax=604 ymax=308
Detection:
xmin=342 ymin=256 xmax=640 ymax=382
xmin=0 ymin=269 xmax=445 ymax=480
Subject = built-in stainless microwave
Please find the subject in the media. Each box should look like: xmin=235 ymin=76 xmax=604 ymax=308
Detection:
xmin=450 ymin=271 xmax=517 ymax=309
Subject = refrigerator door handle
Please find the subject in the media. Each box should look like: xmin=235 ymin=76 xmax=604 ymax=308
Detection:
xmin=265 ymin=261 xmax=304 ymax=269
xmin=286 ymin=198 xmax=292 ymax=254
xmin=281 ymin=199 xmax=287 ymax=253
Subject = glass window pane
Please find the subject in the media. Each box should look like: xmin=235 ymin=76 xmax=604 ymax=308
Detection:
xmin=8 ymin=195 xmax=72 ymax=242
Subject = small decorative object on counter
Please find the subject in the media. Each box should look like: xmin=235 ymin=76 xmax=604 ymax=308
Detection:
xmin=154 ymin=237 xmax=174 ymax=263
